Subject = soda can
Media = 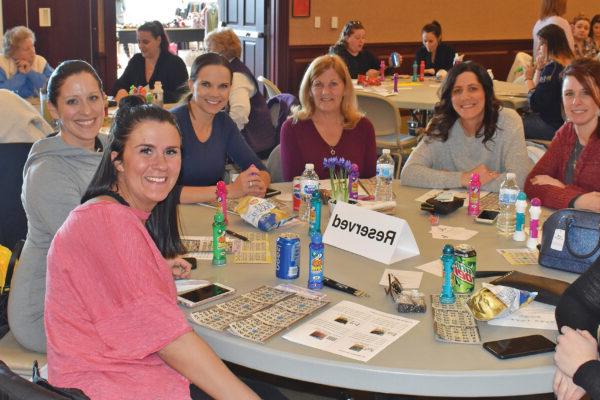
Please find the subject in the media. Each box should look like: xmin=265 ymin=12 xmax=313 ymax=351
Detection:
xmin=452 ymin=244 xmax=476 ymax=293
xmin=276 ymin=233 xmax=300 ymax=279
xmin=292 ymin=176 xmax=301 ymax=212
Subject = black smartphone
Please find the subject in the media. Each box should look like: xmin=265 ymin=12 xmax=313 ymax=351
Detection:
xmin=265 ymin=187 xmax=282 ymax=198
xmin=483 ymin=335 xmax=555 ymax=359
xmin=475 ymin=210 xmax=500 ymax=224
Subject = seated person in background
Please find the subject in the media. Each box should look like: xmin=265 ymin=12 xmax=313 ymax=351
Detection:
xmin=280 ymin=54 xmax=377 ymax=181
xmin=524 ymin=59 xmax=600 ymax=212
xmin=7 ymin=60 xmax=105 ymax=352
xmin=329 ymin=21 xmax=393 ymax=79
xmin=524 ymin=24 xmax=574 ymax=141
xmin=591 ymin=15 xmax=600 ymax=56
xmin=400 ymin=62 xmax=532 ymax=192
xmin=112 ymin=21 xmax=188 ymax=103
xmin=532 ymin=0 xmax=574 ymax=57
xmin=171 ymin=53 xmax=270 ymax=203
xmin=205 ymin=28 xmax=276 ymax=159
xmin=553 ymin=257 xmax=600 ymax=400
xmin=415 ymin=21 xmax=455 ymax=76
xmin=0 ymin=88 xmax=53 ymax=143
xmin=45 ymin=103 xmax=260 ymax=400
xmin=572 ymin=14 xmax=595 ymax=58
xmin=0 ymin=26 xmax=53 ymax=98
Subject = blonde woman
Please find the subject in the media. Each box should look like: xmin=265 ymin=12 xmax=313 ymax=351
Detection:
xmin=280 ymin=54 xmax=377 ymax=181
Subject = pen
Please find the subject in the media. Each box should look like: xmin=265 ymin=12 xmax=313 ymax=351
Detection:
xmin=225 ymin=229 xmax=249 ymax=242
xmin=323 ymin=276 xmax=369 ymax=298
xmin=358 ymin=179 xmax=371 ymax=196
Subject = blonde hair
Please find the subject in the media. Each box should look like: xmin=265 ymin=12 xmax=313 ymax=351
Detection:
xmin=292 ymin=54 xmax=362 ymax=129
xmin=204 ymin=28 xmax=242 ymax=60
xmin=540 ymin=0 xmax=567 ymax=19
xmin=3 ymin=26 xmax=35 ymax=57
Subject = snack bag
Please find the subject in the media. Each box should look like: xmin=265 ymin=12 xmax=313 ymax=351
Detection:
xmin=234 ymin=196 xmax=292 ymax=231
xmin=466 ymin=283 xmax=537 ymax=321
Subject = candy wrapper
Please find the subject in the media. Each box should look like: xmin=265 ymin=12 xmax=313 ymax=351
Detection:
xmin=466 ymin=283 xmax=537 ymax=321
xmin=234 ymin=196 xmax=293 ymax=231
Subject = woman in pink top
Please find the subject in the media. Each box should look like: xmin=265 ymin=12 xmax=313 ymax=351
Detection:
xmin=45 ymin=102 xmax=259 ymax=399
xmin=280 ymin=54 xmax=377 ymax=181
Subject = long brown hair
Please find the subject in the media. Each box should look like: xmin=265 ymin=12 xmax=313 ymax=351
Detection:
xmin=539 ymin=0 xmax=567 ymax=19
xmin=562 ymin=58 xmax=600 ymax=137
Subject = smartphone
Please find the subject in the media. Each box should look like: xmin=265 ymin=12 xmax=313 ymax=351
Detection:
xmin=177 ymin=283 xmax=235 ymax=308
xmin=265 ymin=187 xmax=282 ymax=198
xmin=182 ymin=257 xmax=197 ymax=270
xmin=475 ymin=209 xmax=499 ymax=224
xmin=483 ymin=334 xmax=555 ymax=359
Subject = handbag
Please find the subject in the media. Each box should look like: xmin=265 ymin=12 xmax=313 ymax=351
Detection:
xmin=539 ymin=209 xmax=600 ymax=274
xmin=0 ymin=240 xmax=24 ymax=340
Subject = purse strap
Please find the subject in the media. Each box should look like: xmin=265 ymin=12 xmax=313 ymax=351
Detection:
xmin=1 ymin=239 xmax=24 ymax=294
xmin=564 ymin=218 xmax=600 ymax=259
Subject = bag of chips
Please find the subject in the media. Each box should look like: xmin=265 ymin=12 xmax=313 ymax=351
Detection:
xmin=466 ymin=283 xmax=537 ymax=321
xmin=234 ymin=196 xmax=293 ymax=231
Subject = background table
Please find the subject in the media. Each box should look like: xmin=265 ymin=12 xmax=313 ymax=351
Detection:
xmin=355 ymin=78 xmax=529 ymax=111
xmin=179 ymin=183 xmax=574 ymax=397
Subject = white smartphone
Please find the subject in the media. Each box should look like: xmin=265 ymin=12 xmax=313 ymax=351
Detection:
xmin=475 ymin=210 xmax=499 ymax=224
xmin=177 ymin=283 xmax=235 ymax=308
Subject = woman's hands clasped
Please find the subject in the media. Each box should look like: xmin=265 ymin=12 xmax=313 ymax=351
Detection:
xmin=229 ymin=164 xmax=267 ymax=198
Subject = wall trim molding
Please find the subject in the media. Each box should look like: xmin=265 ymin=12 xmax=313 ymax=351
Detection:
xmin=283 ymin=39 xmax=532 ymax=95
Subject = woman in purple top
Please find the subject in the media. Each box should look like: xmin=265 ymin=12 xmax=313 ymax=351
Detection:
xmin=280 ymin=54 xmax=377 ymax=181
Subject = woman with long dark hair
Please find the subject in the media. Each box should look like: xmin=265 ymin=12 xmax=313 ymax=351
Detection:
xmin=112 ymin=20 xmax=188 ymax=103
xmin=8 ymin=60 xmax=105 ymax=353
xmin=171 ymin=52 xmax=270 ymax=203
xmin=524 ymin=24 xmax=574 ymax=140
xmin=400 ymin=62 xmax=531 ymax=192
xmin=45 ymin=102 xmax=259 ymax=399
xmin=415 ymin=20 xmax=455 ymax=75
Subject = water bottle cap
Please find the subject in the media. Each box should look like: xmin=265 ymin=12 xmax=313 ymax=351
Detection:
xmin=305 ymin=163 xmax=314 ymax=170
xmin=382 ymin=149 xmax=390 ymax=154
xmin=506 ymin=172 xmax=516 ymax=179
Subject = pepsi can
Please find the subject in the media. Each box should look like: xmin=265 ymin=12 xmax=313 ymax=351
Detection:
xmin=276 ymin=233 xmax=300 ymax=279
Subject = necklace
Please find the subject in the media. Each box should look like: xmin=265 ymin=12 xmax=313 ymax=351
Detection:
xmin=330 ymin=146 xmax=336 ymax=156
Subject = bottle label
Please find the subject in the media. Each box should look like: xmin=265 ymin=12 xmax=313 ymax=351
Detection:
xmin=499 ymin=189 xmax=518 ymax=204
xmin=376 ymin=164 xmax=394 ymax=179
xmin=301 ymin=179 xmax=318 ymax=196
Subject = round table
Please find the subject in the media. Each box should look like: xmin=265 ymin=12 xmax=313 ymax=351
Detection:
xmin=178 ymin=183 xmax=574 ymax=397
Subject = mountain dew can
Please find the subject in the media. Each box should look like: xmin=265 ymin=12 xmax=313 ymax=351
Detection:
xmin=452 ymin=244 xmax=476 ymax=293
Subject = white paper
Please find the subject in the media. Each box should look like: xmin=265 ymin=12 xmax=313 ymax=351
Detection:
xmin=487 ymin=301 xmax=557 ymax=330
xmin=429 ymin=225 xmax=478 ymax=240
xmin=283 ymin=301 xmax=419 ymax=362
xmin=415 ymin=259 xmax=443 ymax=277
xmin=378 ymin=269 xmax=423 ymax=289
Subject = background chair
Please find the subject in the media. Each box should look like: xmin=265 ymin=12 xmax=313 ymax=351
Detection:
xmin=355 ymin=92 xmax=417 ymax=178
xmin=257 ymin=76 xmax=282 ymax=100
xmin=0 ymin=143 xmax=33 ymax=250
xmin=265 ymin=144 xmax=284 ymax=183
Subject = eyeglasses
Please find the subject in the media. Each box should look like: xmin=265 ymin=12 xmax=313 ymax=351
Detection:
xmin=384 ymin=273 xmax=403 ymax=299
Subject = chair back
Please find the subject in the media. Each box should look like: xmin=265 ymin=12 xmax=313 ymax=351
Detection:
xmin=257 ymin=76 xmax=282 ymax=100
xmin=0 ymin=143 xmax=32 ymax=250
xmin=266 ymin=93 xmax=299 ymax=143
xmin=265 ymin=144 xmax=284 ymax=183
xmin=355 ymin=92 xmax=401 ymax=137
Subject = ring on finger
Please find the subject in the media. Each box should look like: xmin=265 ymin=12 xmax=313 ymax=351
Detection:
xmin=249 ymin=181 xmax=253 ymax=187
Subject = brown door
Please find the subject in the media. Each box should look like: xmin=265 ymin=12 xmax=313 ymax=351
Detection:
xmin=219 ymin=0 xmax=268 ymax=80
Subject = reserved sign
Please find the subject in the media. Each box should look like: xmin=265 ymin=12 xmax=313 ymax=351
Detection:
xmin=323 ymin=201 xmax=420 ymax=265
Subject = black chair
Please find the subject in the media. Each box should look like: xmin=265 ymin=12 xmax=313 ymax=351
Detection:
xmin=0 ymin=143 xmax=33 ymax=250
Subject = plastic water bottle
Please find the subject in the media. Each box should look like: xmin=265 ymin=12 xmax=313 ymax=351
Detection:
xmin=299 ymin=163 xmax=319 ymax=222
xmin=497 ymin=172 xmax=519 ymax=236
xmin=153 ymin=81 xmax=164 ymax=107
xmin=375 ymin=149 xmax=395 ymax=201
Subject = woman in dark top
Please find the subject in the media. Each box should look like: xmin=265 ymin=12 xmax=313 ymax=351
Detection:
xmin=415 ymin=21 xmax=455 ymax=75
xmin=523 ymin=23 xmax=574 ymax=140
xmin=554 ymin=256 xmax=600 ymax=400
xmin=329 ymin=21 xmax=393 ymax=79
xmin=170 ymin=53 xmax=270 ymax=204
xmin=112 ymin=21 xmax=188 ymax=104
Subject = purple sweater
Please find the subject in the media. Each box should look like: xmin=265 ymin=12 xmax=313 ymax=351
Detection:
xmin=280 ymin=117 xmax=377 ymax=181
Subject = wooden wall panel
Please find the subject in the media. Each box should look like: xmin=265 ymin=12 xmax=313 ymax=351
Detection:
xmin=284 ymin=39 xmax=531 ymax=96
